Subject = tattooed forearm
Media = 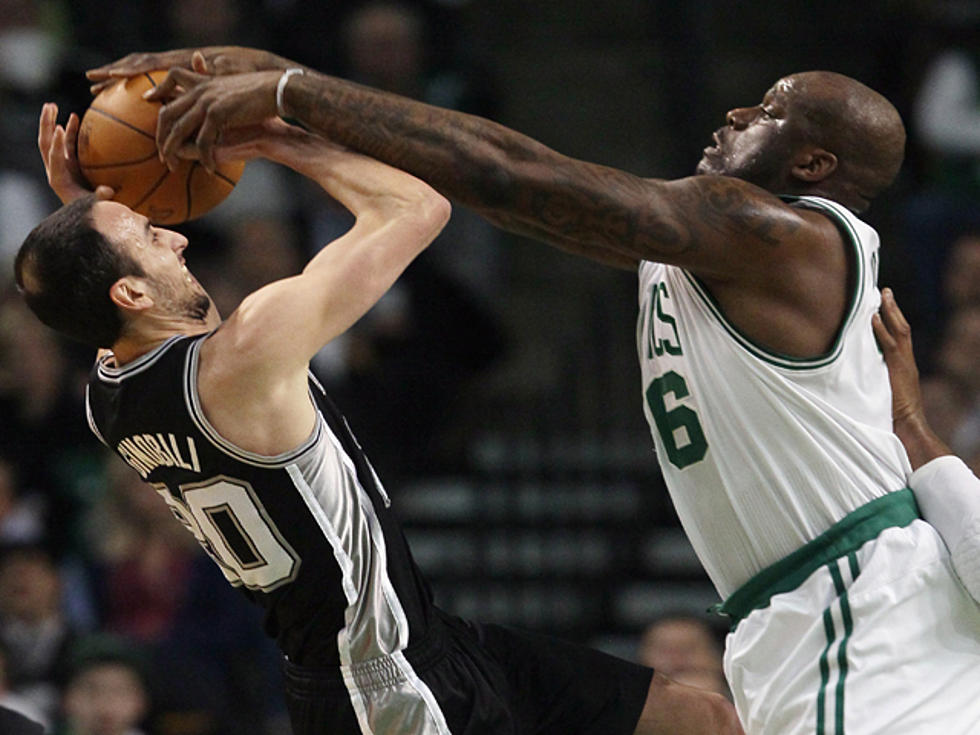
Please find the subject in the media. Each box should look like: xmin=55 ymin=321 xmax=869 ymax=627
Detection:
xmin=286 ymin=72 xmax=696 ymax=265
xmin=285 ymin=73 xmax=800 ymax=271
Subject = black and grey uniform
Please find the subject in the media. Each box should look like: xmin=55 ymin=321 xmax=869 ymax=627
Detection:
xmin=86 ymin=334 xmax=652 ymax=735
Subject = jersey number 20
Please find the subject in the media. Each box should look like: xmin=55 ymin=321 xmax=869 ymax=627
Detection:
xmin=154 ymin=476 xmax=300 ymax=592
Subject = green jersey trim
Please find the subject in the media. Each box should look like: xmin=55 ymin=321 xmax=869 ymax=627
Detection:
xmin=714 ymin=488 xmax=919 ymax=629
xmin=681 ymin=195 xmax=866 ymax=370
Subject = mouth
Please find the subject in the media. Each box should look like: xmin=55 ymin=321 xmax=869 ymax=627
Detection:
xmin=702 ymin=132 xmax=722 ymax=156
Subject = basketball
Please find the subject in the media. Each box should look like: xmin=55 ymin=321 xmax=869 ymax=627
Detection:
xmin=77 ymin=71 xmax=245 ymax=225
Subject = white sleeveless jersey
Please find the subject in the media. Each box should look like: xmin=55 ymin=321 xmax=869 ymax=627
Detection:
xmin=636 ymin=195 xmax=912 ymax=597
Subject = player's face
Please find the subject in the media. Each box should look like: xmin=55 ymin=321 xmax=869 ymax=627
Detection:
xmin=92 ymin=201 xmax=216 ymax=324
xmin=696 ymin=77 xmax=807 ymax=190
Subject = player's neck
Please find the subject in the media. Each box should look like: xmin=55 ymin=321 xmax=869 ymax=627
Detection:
xmin=110 ymin=320 xmax=212 ymax=366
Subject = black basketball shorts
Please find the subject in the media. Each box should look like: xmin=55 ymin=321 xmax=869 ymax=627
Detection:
xmin=281 ymin=608 xmax=652 ymax=735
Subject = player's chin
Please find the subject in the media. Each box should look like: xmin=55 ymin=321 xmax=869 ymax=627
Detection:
xmin=695 ymin=153 xmax=722 ymax=177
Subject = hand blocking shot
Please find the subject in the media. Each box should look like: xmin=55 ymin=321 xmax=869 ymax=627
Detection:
xmin=82 ymin=45 xmax=980 ymax=734
xmin=14 ymin=74 xmax=741 ymax=735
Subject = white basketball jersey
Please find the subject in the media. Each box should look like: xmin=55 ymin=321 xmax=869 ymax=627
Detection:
xmin=636 ymin=195 xmax=912 ymax=597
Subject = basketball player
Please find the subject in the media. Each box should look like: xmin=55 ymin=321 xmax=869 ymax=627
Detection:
xmin=874 ymin=287 xmax=980 ymax=604
xmin=86 ymin=47 xmax=980 ymax=733
xmin=15 ymin=108 xmax=740 ymax=735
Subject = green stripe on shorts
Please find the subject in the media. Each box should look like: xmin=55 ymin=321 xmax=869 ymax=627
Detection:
xmin=816 ymin=552 xmax=860 ymax=735
xmin=715 ymin=489 xmax=918 ymax=628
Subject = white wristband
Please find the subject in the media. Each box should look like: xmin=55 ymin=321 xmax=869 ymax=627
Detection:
xmin=276 ymin=68 xmax=304 ymax=118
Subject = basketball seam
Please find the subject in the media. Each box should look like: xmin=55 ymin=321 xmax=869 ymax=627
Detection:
xmin=133 ymin=168 xmax=171 ymax=213
xmin=80 ymin=151 xmax=161 ymax=170
xmin=214 ymin=170 xmax=237 ymax=187
xmin=86 ymin=108 xmax=155 ymax=140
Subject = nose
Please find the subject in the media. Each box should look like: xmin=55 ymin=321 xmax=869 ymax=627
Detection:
xmin=726 ymin=106 xmax=756 ymax=130
xmin=169 ymin=231 xmax=189 ymax=255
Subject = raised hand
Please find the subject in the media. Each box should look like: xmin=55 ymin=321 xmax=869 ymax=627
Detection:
xmin=151 ymin=69 xmax=284 ymax=173
xmin=86 ymin=46 xmax=294 ymax=96
xmin=38 ymin=102 xmax=114 ymax=204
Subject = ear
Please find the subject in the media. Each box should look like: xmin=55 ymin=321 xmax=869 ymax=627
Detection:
xmin=109 ymin=276 xmax=154 ymax=313
xmin=791 ymin=147 xmax=838 ymax=183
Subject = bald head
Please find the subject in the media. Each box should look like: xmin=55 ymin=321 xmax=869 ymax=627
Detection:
xmin=699 ymin=71 xmax=905 ymax=212
xmin=786 ymin=71 xmax=906 ymax=209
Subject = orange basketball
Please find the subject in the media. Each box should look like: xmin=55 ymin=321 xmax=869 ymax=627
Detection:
xmin=77 ymin=71 xmax=245 ymax=225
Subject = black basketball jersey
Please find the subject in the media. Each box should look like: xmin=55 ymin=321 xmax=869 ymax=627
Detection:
xmin=85 ymin=333 xmax=435 ymax=667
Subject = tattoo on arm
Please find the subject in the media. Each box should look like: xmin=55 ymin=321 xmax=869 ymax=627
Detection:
xmin=693 ymin=177 xmax=801 ymax=248
xmin=292 ymin=76 xmax=799 ymax=269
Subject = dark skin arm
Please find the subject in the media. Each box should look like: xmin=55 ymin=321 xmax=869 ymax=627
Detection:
xmin=872 ymin=287 xmax=952 ymax=470
xmin=90 ymin=50 xmax=849 ymax=357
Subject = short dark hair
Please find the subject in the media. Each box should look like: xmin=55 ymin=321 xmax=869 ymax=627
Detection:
xmin=14 ymin=196 xmax=144 ymax=348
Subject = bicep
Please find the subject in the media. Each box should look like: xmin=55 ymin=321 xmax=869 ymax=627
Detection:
xmin=497 ymin=158 xmax=806 ymax=278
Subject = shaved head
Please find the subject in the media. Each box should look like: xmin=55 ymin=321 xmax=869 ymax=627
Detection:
xmin=785 ymin=71 xmax=905 ymax=207
xmin=698 ymin=70 xmax=905 ymax=212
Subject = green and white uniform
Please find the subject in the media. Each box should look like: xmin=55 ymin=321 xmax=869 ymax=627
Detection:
xmin=636 ymin=195 xmax=980 ymax=734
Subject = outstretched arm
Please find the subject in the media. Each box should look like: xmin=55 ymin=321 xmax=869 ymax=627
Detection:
xmin=86 ymin=46 xmax=304 ymax=95
xmin=874 ymin=287 xmax=980 ymax=604
xmin=195 ymin=121 xmax=449 ymax=455
xmin=136 ymin=58 xmax=816 ymax=278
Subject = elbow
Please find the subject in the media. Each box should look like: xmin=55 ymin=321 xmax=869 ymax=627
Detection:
xmin=429 ymin=190 xmax=452 ymax=232
xmin=410 ymin=186 xmax=452 ymax=245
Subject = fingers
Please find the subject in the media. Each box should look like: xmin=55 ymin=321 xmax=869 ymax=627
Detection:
xmin=195 ymin=115 xmax=222 ymax=173
xmin=144 ymin=66 xmax=208 ymax=102
xmin=879 ymin=288 xmax=911 ymax=336
xmin=94 ymin=185 xmax=115 ymax=200
xmin=87 ymin=50 xmax=187 ymax=81
xmin=89 ymin=78 xmax=117 ymax=96
xmin=50 ymin=124 xmax=69 ymax=179
xmin=157 ymin=93 xmax=207 ymax=169
xmin=871 ymin=312 xmax=895 ymax=355
xmin=87 ymin=49 xmax=198 ymax=96
xmin=38 ymin=102 xmax=57 ymax=163
xmin=65 ymin=112 xmax=79 ymax=152
xmin=191 ymin=50 xmax=209 ymax=75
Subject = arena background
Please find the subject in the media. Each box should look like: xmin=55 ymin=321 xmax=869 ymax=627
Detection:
xmin=1 ymin=0 xmax=977 ymax=732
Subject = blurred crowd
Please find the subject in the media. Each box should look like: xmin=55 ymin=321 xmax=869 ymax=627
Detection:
xmin=0 ymin=0 xmax=977 ymax=733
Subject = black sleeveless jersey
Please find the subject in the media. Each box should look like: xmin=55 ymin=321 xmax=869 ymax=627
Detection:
xmin=85 ymin=334 xmax=434 ymax=667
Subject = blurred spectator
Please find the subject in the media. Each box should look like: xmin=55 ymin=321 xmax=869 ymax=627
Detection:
xmin=54 ymin=635 xmax=149 ymax=735
xmin=189 ymin=214 xmax=305 ymax=318
xmin=0 ymin=706 xmax=45 ymax=735
xmin=87 ymin=462 xmax=286 ymax=735
xmin=942 ymin=232 xmax=980 ymax=311
xmin=1 ymin=641 xmax=49 ymax=732
xmin=637 ymin=614 xmax=729 ymax=698
xmin=303 ymin=1 xmax=506 ymax=481
xmin=0 ymin=543 xmax=78 ymax=726
xmin=0 ymin=0 xmax=63 ymax=283
xmin=0 ymin=296 xmax=103 ymax=560
xmin=335 ymin=0 xmax=502 ymax=299
xmin=0 ymin=456 xmax=46 ymax=547
xmin=921 ymin=305 xmax=980 ymax=470
xmin=903 ymin=5 xmax=980 ymax=357
xmin=88 ymin=463 xmax=198 ymax=643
